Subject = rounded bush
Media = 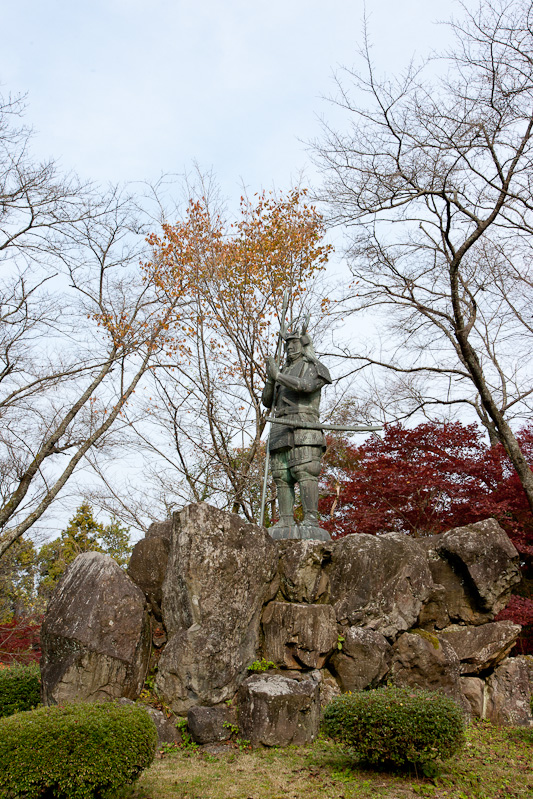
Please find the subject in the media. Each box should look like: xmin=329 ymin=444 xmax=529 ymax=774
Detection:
xmin=0 ymin=701 xmax=157 ymax=798
xmin=322 ymin=687 xmax=465 ymax=767
xmin=0 ymin=662 xmax=40 ymax=717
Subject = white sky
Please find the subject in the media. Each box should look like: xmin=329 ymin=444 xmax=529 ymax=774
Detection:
xmin=2 ymin=0 xmax=457 ymax=199
xmin=1 ymin=0 xmax=461 ymax=538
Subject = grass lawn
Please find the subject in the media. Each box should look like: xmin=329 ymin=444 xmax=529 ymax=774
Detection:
xmin=129 ymin=720 xmax=533 ymax=799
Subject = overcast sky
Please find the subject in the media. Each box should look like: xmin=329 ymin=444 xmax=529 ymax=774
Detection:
xmin=1 ymin=0 xmax=463 ymax=536
xmin=2 ymin=0 xmax=457 ymax=201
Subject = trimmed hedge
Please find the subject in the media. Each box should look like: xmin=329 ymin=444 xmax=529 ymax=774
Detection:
xmin=0 ymin=662 xmax=40 ymax=717
xmin=322 ymin=687 xmax=465 ymax=767
xmin=0 ymin=701 xmax=157 ymax=798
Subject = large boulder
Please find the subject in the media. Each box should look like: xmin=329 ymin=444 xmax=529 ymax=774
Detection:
xmin=261 ymin=601 xmax=338 ymax=669
xmin=438 ymin=621 xmax=521 ymax=675
xmin=156 ymin=504 xmax=279 ymax=714
xmin=41 ymin=552 xmax=150 ymax=705
xmin=437 ymin=519 xmax=520 ymax=616
xmin=127 ymin=535 xmax=170 ymax=620
xmin=238 ymin=672 xmax=320 ymax=746
xmin=390 ymin=630 xmax=467 ymax=711
xmin=277 ymin=540 xmax=332 ymax=603
xmin=146 ymin=519 xmax=173 ymax=540
xmin=329 ymin=627 xmax=393 ymax=692
xmin=417 ymin=546 xmax=487 ymax=627
xmin=328 ymin=533 xmax=434 ymax=638
xmin=485 ymin=656 xmax=533 ymax=727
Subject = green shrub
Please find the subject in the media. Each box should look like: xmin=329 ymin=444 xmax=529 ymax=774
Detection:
xmin=0 ymin=662 xmax=40 ymax=717
xmin=322 ymin=687 xmax=465 ymax=767
xmin=0 ymin=701 xmax=157 ymax=798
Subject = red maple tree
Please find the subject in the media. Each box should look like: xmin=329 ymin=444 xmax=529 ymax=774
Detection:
xmin=0 ymin=616 xmax=41 ymax=666
xmin=319 ymin=421 xmax=533 ymax=652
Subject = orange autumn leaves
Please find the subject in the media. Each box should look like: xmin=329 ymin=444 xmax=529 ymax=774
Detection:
xmin=142 ymin=189 xmax=332 ymax=377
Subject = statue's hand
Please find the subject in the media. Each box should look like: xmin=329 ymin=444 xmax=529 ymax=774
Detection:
xmin=266 ymin=357 xmax=279 ymax=381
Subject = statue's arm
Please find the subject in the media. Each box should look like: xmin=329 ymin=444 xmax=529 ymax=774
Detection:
xmin=275 ymin=364 xmax=326 ymax=394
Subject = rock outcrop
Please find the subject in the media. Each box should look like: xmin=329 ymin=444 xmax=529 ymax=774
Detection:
xmin=155 ymin=503 xmax=279 ymax=713
xmin=238 ymin=672 xmax=321 ymax=746
xmin=328 ymin=533 xmax=434 ymax=637
xmin=41 ymin=552 xmax=151 ymax=704
xmin=40 ymin=504 xmax=527 ymax=744
xmin=390 ymin=630 xmax=468 ymax=711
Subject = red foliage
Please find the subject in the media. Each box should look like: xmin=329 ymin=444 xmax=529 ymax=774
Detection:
xmin=0 ymin=617 xmax=42 ymax=665
xmin=319 ymin=422 xmax=533 ymax=556
xmin=319 ymin=421 xmax=533 ymax=651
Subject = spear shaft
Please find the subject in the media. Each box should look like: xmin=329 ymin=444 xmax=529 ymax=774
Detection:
xmin=259 ymin=291 xmax=289 ymax=527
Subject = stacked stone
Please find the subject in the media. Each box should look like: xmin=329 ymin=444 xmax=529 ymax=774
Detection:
xmin=40 ymin=504 xmax=533 ymax=747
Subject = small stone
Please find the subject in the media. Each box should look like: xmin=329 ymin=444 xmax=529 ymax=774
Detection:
xmin=460 ymin=677 xmax=485 ymax=718
xmin=128 ymin=536 xmax=170 ymax=619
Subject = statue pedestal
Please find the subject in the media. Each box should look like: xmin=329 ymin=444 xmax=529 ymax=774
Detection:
xmin=268 ymin=522 xmax=331 ymax=542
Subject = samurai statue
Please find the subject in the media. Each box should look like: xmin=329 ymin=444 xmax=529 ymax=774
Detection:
xmin=262 ymin=323 xmax=332 ymax=541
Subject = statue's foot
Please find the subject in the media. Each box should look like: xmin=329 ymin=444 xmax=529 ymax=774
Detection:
xmin=298 ymin=520 xmax=332 ymax=542
xmin=268 ymin=517 xmax=300 ymax=540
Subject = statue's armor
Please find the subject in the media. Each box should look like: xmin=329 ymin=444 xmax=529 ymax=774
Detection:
xmin=267 ymin=359 xmax=327 ymax=454
xmin=262 ymin=349 xmax=331 ymax=541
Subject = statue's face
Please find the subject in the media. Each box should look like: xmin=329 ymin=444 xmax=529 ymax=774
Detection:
xmin=286 ymin=338 xmax=303 ymax=362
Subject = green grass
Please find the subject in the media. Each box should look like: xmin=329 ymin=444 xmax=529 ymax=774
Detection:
xmin=127 ymin=720 xmax=533 ymax=799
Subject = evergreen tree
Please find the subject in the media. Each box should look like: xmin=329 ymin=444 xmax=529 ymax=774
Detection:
xmin=37 ymin=503 xmax=131 ymax=600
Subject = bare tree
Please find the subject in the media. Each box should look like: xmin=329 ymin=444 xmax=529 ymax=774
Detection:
xmin=103 ymin=185 xmax=335 ymax=524
xmin=0 ymin=96 xmax=189 ymax=558
xmin=313 ymin=0 xmax=533 ymax=510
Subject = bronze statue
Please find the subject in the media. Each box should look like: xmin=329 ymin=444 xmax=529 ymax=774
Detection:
xmin=261 ymin=324 xmax=332 ymax=541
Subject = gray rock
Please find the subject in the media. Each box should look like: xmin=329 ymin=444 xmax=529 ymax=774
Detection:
xmin=317 ymin=668 xmax=342 ymax=708
xmin=328 ymin=533 xmax=434 ymax=638
xmin=330 ymin=627 xmax=393 ymax=691
xmin=187 ymin=706 xmax=235 ymax=744
xmin=278 ymin=540 xmax=332 ymax=603
xmin=127 ymin=535 xmax=170 ymax=618
xmin=41 ymin=552 xmax=150 ymax=705
xmin=485 ymin=656 xmax=533 ymax=727
xmin=261 ymin=601 xmax=338 ymax=669
xmin=156 ymin=503 xmax=279 ymax=713
xmin=145 ymin=706 xmax=182 ymax=744
xmin=460 ymin=676 xmax=485 ymax=718
xmin=417 ymin=583 xmax=452 ymax=630
xmin=118 ymin=698 xmax=181 ymax=745
xmin=439 ymin=621 xmax=521 ymax=674
xmin=146 ymin=519 xmax=173 ymax=540
xmin=390 ymin=630 xmax=467 ymax=711
xmin=238 ymin=672 xmax=320 ymax=746
xmin=418 ymin=544 xmax=487 ymax=627
xmin=437 ymin=519 xmax=520 ymax=615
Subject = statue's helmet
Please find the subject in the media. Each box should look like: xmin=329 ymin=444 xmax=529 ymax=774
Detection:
xmin=283 ymin=312 xmax=312 ymax=347
xmin=284 ymin=328 xmax=311 ymax=347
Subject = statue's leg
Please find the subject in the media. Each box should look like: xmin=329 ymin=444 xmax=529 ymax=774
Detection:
xmin=298 ymin=477 xmax=319 ymax=525
xmin=268 ymin=451 xmax=299 ymax=540
xmin=291 ymin=450 xmax=331 ymax=541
